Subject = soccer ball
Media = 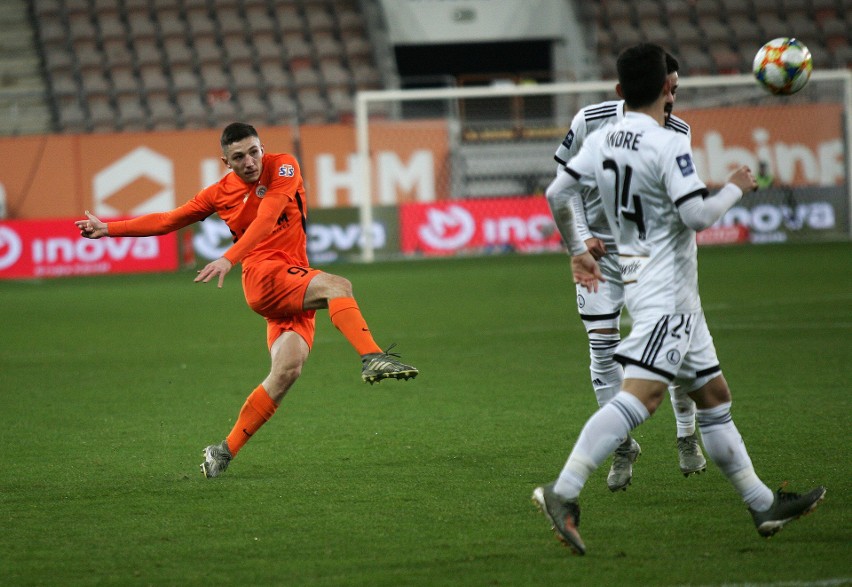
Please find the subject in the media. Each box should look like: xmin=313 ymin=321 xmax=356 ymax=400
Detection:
xmin=753 ymin=38 xmax=813 ymax=95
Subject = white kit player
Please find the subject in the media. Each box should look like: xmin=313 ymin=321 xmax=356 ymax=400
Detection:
xmin=533 ymin=43 xmax=825 ymax=555
xmin=548 ymin=52 xmax=706 ymax=493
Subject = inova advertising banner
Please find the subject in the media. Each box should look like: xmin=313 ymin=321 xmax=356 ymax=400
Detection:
xmin=0 ymin=217 xmax=178 ymax=279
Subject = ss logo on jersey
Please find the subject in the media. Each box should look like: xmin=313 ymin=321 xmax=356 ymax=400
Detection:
xmin=278 ymin=164 xmax=295 ymax=177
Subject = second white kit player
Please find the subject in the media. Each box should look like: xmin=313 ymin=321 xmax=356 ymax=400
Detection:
xmin=533 ymin=42 xmax=825 ymax=555
xmin=547 ymin=52 xmax=706 ymax=493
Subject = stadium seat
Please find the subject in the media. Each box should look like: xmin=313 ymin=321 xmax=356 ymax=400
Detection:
xmin=343 ymin=34 xmax=373 ymax=61
xmin=117 ymin=95 xmax=149 ymax=130
xmin=679 ymin=47 xmax=714 ymax=75
xmin=33 ymin=0 xmax=62 ymax=19
xmin=58 ymin=97 xmax=88 ymax=133
xmin=88 ymin=97 xmax=117 ymax=132
xmin=661 ymin=0 xmax=690 ymax=23
xmin=232 ymin=67 xmax=260 ymax=91
xmin=73 ymin=39 xmax=103 ymax=72
xmin=43 ymin=46 xmax=73 ymax=74
xmin=80 ymin=70 xmax=112 ymax=98
xmin=50 ymin=70 xmax=79 ymax=97
xmin=195 ymin=37 xmax=224 ymax=65
xmin=170 ymin=64 xmax=201 ymax=94
xmin=729 ymin=18 xmax=763 ymax=48
xmin=320 ymin=59 xmax=352 ymax=90
xmin=268 ymin=92 xmax=299 ymax=121
xmin=693 ymin=0 xmax=722 ymax=19
xmin=274 ymin=5 xmax=305 ymax=35
xmin=64 ymin=0 xmax=89 ymax=16
xmin=97 ymin=13 xmax=126 ymax=42
xmin=154 ymin=7 xmax=186 ymax=39
xmin=209 ymin=97 xmax=240 ymax=125
xmin=133 ymin=38 xmax=163 ymax=67
xmin=223 ymin=36 xmax=255 ymax=68
xmin=605 ymin=1 xmax=634 ymax=26
xmin=139 ymin=64 xmax=170 ymax=94
xmin=291 ymin=64 xmax=322 ymax=90
xmin=759 ymin=16 xmax=791 ymax=40
xmin=283 ymin=35 xmax=313 ymax=61
xmin=126 ymin=12 xmax=158 ymax=41
xmin=37 ymin=19 xmax=66 ymax=48
xmin=328 ymin=87 xmax=354 ymax=119
xmin=752 ymin=0 xmax=781 ymax=19
xmin=635 ymin=0 xmax=661 ymax=21
xmin=111 ymin=69 xmax=141 ymax=98
xmin=336 ymin=7 xmax=365 ymax=33
xmin=148 ymin=97 xmax=179 ymax=130
xmin=314 ymin=33 xmax=344 ymax=61
xmin=260 ymin=62 xmax=292 ymax=91
xmin=68 ymin=13 xmax=97 ymax=41
xmin=200 ymin=63 xmax=231 ymax=93
xmin=246 ymin=6 xmax=276 ymax=35
xmin=833 ymin=45 xmax=852 ymax=68
xmin=162 ymin=37 xmax=194 ymax=66
xmin=711 ymin=47 xmax=744 ymax=73
xmin=176 ymin=92 xmax=210 ymax=128
xmin=701 ymin=19 xmax=732 ymax=46
xmin=186 ymin=7 xmax=218 ymax=41
xmin=297 ymin=88 xmax=329 ymax=123
xmin=103 ymin=39 xmax=135 ymax=71
xmin=216 ymin=7 xmax=247 ymax=37
xmin=821 ymin=20 xmax=849 ymax=52
xmin=236 ymin=89 xmax=268 ymax=121
xmin=304 ymin=6 xmax=335 ymax=34
xmin=717 ymin=0 xmax=752 ymax=20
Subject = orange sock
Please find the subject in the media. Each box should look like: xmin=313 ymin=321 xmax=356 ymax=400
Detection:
xmin=328 ymin=297 xmax=382 ymax=356
xmin=225 ymin=385 xmax=278 ymax=457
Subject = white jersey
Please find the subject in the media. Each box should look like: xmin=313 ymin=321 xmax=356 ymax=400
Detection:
xmin=566 ymin=112 xmax=708 ymax=317
xmin=554 ymin=100 xmax=690 ymax=251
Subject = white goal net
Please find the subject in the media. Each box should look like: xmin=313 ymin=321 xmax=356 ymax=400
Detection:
xmin=354 ymin=69 xmax=852 ymax=261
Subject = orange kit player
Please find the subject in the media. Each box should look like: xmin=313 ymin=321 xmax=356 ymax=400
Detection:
xmin=75 ymin=122 xmax=418 ymax=478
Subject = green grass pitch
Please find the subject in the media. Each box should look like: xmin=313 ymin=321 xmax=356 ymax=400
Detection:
xmin=1 ymin=241 xmax=849 ymax=586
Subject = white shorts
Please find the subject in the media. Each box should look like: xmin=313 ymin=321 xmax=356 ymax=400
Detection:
xmin=615 ymin=311 xmax=722 ymax=392
xmin=575 ymin=253 xmax=624 ymax=331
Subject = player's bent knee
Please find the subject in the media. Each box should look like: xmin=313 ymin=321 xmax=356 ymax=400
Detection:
xmin=306 ymin=272 xmax=353 ymax=303
xmin=689 ymin=374 xmax=732 ymax=409
xmin=264 ymin=365 xmax=302 ymax=402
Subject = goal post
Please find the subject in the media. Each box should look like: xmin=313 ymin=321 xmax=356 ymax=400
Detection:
xmin=355 ymin=69 xmax=852 ymax=262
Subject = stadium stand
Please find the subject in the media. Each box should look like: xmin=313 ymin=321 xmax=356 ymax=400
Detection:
xmin=0 ymin=0 xmax=847 ymax=135
xmin=20 ymin=0 xmax=381 ymax=133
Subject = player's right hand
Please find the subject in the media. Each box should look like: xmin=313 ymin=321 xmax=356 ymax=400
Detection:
xmin=75 ymin=211 xmax=109 ymax=239
xmin=728 ymin=165 xmax=758 ymax=194
xmin=571 ymin=251 xmax=605 ymax=293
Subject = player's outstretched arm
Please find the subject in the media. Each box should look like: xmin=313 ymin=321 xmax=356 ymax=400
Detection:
xmin=75 ymin=211 xmax=109 ymax=239
xmin=571 ymin=251 xmax=604 ymax=293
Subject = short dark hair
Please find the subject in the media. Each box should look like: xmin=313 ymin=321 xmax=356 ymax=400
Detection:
xmin=617 ymin=43 xmax=668 ymax=108
xmin=665 ymin=52 xmax=679 ymax=75
xmin=220 ymin=122 xmax=259 ymax=150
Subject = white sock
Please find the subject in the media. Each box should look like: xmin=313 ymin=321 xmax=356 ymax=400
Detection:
xmin=697 ymin=402 xmax=774 ymax=511
xmin=554 ymin=391 xmax=650 ymax=499
xmin=669 ymin=388 xmax=697 ymax=437
xmin=588 ymin=332 xmax=623 ymax=407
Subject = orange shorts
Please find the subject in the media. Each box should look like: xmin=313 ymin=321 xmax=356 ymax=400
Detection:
xmin=241 ymin=260 xmax=321 ymax=350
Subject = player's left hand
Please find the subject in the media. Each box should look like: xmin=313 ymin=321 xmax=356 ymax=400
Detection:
xmin=571 ymin=251 xmax=605 ymax=293
xmin=195 ymin=257 xmax=233 ymax=288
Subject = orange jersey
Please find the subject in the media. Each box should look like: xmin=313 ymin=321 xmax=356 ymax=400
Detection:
xmin=108 ymin=152 xmax=308 ymax=268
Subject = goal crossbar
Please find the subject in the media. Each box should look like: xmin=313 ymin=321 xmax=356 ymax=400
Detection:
xmin=355 ymin=70 xmax=852 ymax=262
